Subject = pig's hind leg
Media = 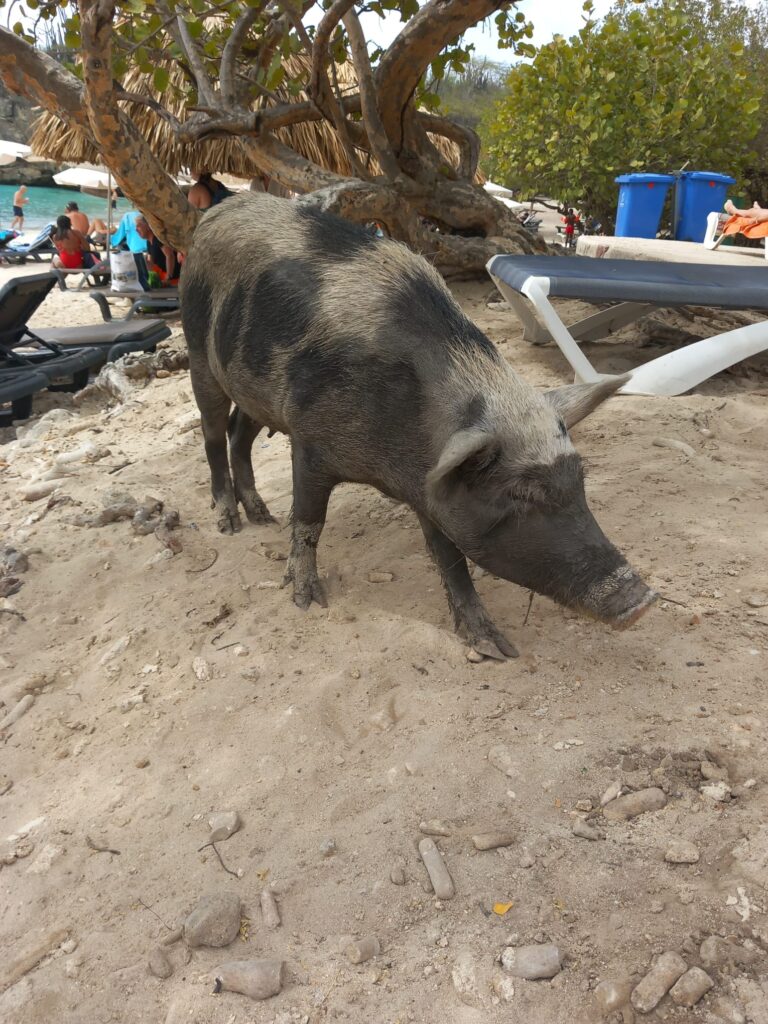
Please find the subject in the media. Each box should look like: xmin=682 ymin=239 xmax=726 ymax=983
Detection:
xmin=418 ymin=515 xmax=518 ymax=660
xmin=282 ymin=442 xmax=333 ymax=610
xmin=227 ymin=408 xmax=277 ymax=525
xmin=189 ymin=352 xmax=241 ymax=534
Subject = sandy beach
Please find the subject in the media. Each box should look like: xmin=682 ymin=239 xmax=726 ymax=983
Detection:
xmin=1 ymin=260 xmax=767 ymax=1023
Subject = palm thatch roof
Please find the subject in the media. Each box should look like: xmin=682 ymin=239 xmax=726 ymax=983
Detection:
xmin=30 ymin=55 xmax=482 ymax=185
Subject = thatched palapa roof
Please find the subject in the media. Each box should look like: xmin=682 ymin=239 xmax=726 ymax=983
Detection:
xmin=30 ymin=55 xmax=481 ymax=185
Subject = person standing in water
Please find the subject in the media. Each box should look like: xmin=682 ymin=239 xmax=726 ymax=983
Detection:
xmin=11 ymin=185 xmax=28 ymax=230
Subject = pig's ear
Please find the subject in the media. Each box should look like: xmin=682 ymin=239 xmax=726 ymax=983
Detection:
xmin=544 ymin=374 xmax=630 ymax=429
xmin=427 ymin=428 xmax=498 ymax=496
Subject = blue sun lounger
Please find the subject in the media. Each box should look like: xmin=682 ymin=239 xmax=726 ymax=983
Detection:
xmin=487 ymin=255 xmax=768 ymax=396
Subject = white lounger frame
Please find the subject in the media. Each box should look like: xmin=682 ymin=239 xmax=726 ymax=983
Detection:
xmin=487 ymin=266 xmax=768 ymax=397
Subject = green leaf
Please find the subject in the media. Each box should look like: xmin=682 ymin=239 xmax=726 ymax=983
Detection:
xmin=153 ymin=66 xmax=170 ymax=92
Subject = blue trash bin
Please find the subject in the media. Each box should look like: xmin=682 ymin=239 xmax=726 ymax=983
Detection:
xmin=674 ymin=171 xmax=736 ymax=242
xmin=614 ymin=173 xmax=675 ymax=238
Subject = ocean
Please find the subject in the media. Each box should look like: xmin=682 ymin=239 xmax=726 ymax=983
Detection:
xmin=0 ymin=184 xmax=135 ymax=236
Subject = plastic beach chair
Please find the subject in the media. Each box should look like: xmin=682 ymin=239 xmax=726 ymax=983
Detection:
xmin=486 ymin=254 xmax=768 ymax=397
xmin=89 ymin=286 xmax=180 ymax=322
xmin=0 ymin=273 xmax=172 ymax=421
xmin=1 ymin=223 xmax=57 ymax=264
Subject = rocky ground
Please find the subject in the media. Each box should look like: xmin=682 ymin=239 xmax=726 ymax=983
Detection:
xmin=1 ymin=280 xmax=767 ymax=1024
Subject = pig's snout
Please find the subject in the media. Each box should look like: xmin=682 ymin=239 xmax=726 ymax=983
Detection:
xmin=579 ymin=565 xmax=657 ymax=629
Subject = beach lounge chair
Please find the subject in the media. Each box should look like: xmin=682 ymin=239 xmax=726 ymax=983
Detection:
xmin=51 ymin=258 xmax=111 ymax=291
xmin=486 ymin=254 xmax=768 ymax=396
xmin=1 ymin=223 xmax=57 ymax=264
xmin=0 ymin=273 xmax=172 ymax=421
xmin=89 ymin=286 xmax=180 ymax=322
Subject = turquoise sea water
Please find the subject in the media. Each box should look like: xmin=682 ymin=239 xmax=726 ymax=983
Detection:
xmin=0 ymin=184 xmax=134 ymax=236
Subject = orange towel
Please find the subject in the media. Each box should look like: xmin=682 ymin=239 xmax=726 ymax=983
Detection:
xmin=720 ymin=215 xmax=768 ymax=239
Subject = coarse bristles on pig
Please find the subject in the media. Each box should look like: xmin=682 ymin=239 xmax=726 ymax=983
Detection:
xmin=180 ymin=193 xmax=656 ymax=659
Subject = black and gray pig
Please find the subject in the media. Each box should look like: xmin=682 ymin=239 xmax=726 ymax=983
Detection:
xmin=180 ymin=193 xmax=655 ymax=659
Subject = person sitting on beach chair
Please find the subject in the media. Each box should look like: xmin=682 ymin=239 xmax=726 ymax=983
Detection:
xmin=52 ymin=215 xmax=97 ymax=271
xmin=704 ymin=198 xmax=768 ymax=250
xmin=135 ymin=216 xmax=181 ymax=286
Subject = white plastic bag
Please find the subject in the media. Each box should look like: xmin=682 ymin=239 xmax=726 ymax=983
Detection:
xmin=109 ymin=250 xmax=142 ymax=293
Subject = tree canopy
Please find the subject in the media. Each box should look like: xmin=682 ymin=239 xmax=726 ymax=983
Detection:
xmin=482 ymin=0 xmax=767 ymax=223
xmin=0 ymin=0 xmax=541 ymax=272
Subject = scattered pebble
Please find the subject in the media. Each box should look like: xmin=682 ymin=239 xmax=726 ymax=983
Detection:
xmin=60 ymin=939 xmax=77 ymax=954
xmin=451 ymin=950 xmax=485 ymax=1007
xmin=652 ymin=436 xmax=696 ymax=458
xmin=419 ymin=819 xmax=451 ymax=837
xmin=600 ymin=780 xmax=622 ymax=806
xmin=389 ymin=864 xmax=407 ymax=886
xmin=701 ymin=781 xmax=731 ymax=802
xmin=701 ymin=760 xmax=729 ymax=782
xmin=630 ymin=951 xmax=687 ymax=1013
xmin=571 ymin=818 xmax=603 ymax=841
xmin=669 ymin=966 xmax=714 ymax=1007
xmin=594 ymin=979 xmax=632 ymax=1013
xmin=26 ymin=843 xmax=63 ymax=874
xmin=488 ymin=745 xmax=516 ymax=778
xmin=208 ymin=810 xmax=241 ymax=844
xmin=466 ymin=648 xmax=484 ymax=663
xmin=700 ymin=936 xmax=758 ymax=969
xmin=135 ymin=758 xmax=150 ymax=769
xmin=519 ymin=851 xmax=535 ymax=869
xmin=744 ymin=593 xmax=768 ymax=608
xmin=319 ymin=838 xmax=337 ymax=858
xmin=214 ymin=959 xmax=284 ymax=1000
xmin=665 ymin=840 xmax=700 ymax=864
xmin=148 ymin=946 xmax=173 ymax=979
xmin=418 ymin=838 xmax=455 ymax=899
xmin=602 ymin=787 xmax=667 ymax=822
xmin=0 ymin=694 xmax=35 ymax=732
xmin=260 ymin=889 xmax=281 ymax=930
xmin=471 ymin=832 xmax=514 ymax=851
xmin=367 ymin=571 xmax=393 ymax=583
xmin=491 ymin=972 xmax=515 ymax=1002
xmin=192 ymin=657 xmax=212 ymax=682
xmin=501 ymin=944 xmax=562 ymax=980
xmin=346 ymin=936 xmax=380 ymax=965
xmin=574 ymin=799 xmax=593 ymax=812
xmin=710 ymin=996 xmax=747 ymax=1023
xmin=183 ymin=892 xmax=241 ymax=948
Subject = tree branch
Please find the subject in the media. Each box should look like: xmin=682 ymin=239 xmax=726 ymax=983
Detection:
xmin=416 ymin=111 xmax=480 ymax=180
xmin=376 ymin=0 xmax=505 ymax=151
xmin=221 ymin=3 xmax=265 ymax=106
xmin=309 ymin=0 xmax=357 ymax=100
xmin=115 ymin=89 xmax=184 ymax=132
xmin=175 ymin=14 xmax=218 ymax=107
xmin=79 ymin=0 xmax=199 ymax=252
xmin=0 ymin=25 xmax=90 ymax=132
xmin=342 ymin=8 xmax=402 ymax=182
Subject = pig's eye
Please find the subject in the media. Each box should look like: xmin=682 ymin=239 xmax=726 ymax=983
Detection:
xmin=557 ymin=419 xmax=568 ymax=438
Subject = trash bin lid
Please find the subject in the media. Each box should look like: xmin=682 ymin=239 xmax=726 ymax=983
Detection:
xmin=678 ymin=171 xmax=736 ymax=185
xmin=615 ymin=173 xmax=676 ymax=184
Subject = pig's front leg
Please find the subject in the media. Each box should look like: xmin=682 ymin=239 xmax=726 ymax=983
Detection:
xmin=418 ymin=514 xmax=518 ymax=660
xmin=283 ymin=443 xmax=333 ymax=610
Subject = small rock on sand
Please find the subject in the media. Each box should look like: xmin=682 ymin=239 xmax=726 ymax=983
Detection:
xmin=594 ymin=979 xmax=632 ymax=1014
xmin=345 ymin=936 xmax=380 ymax=964
xmin=208 ymin=811 xmax=240 ymax=844
xmin=602 ymin=787 xmax=667 ymax=821
xmin=192 ymin=657 xmax=212 ymax=682
xmin=214 ymin=959 xmax=284 ymax=1000
xmin=669 ymin=966 xmax=714 ymax=1007
xmin=665 ymin=840 xmax=700 ymax=864
xmin=600 ymin=780 xmax=622 ymax=806
xmin=451 ymin=950 xmax=485 ymax=1008
xmin=183 ymin=892 xmax=241 ymax=948
xmin=418 ymin=838 xmax=455 ymax=899
xmin=367 ymin=571 xmax=394 ymax=583
xmin=148 ymin=947 xmax=173 ymax=979
xmin=630 ymin=951 xmax=687 ymax=1013
xmin=419 ymin=819 xmax=451 ymax=837
xmin=572 ymin=818 xmax=603 ymax=841
xmin=472 ymin=832 xmax=514 ymax=851
xmin=488 ymin=745 xmax=516 ymax=778
xmin=501 ymin=944 xmax=562 ymax=980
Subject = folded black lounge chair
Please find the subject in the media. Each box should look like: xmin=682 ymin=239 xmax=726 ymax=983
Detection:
xmin=486 ymin=255 xmax=768 ymax=396
xmin=0 ymin=273 xmax=172 ymax=421
xmin=89 ymin=285 xmax=180 ymax=322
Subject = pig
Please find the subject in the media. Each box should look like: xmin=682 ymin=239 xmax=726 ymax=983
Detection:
xmin=180 ymin=193 xmax=656 ymax=659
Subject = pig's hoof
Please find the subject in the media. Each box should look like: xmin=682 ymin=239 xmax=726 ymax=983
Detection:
xmin=216 ymin=509 xmax=242 ymax=534
xmin=466 ymin=630 xmax=518 ymax=661
xmin=245 ymin=506 xmax=277 ymax=526
xmin=292 ymin=578 xmax=327 ymax=610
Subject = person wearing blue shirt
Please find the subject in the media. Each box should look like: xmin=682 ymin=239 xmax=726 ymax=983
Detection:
xmin=110 ymin=210 xmax=148 ymax=253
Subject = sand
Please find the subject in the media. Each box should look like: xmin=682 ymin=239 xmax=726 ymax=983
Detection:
xmin=1 ymin=263 xmax=767 ymax=1023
